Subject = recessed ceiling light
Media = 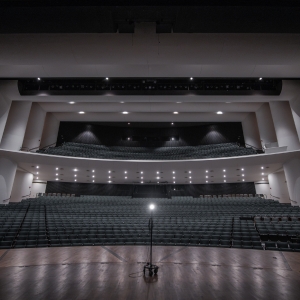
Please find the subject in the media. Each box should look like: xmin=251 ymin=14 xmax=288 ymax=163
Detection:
xmin=206 ymin=176 xmax=208 ymax=178
xmin=36 ymin=177 xmax=39 ymax=179
xmin=122 ymin=111 xmax=129 ymax=114
xmin=36 ymin=166 xmax=39 ymax=169
xmin=189 ymin=176 xmax=191 ymax=179
xmin=206 ymin=170 xmax=208 ymax=173
xmin=176 ymin=102 xmax=182 ymax=104
xmin=261 ymin=167 xmax=264 ymax=169
xmin=108 ymin=181 xmax=111 ymax=183
xmin=108 ymin=176 xmax=111 ymax=179
xmin=56 ymin=167 xmax=58 ymax=170
xmin=189 ymin=171 xmax=191 ymax=173
xmin=120 ymin=101 xmax=124 ymax=103
xmin=206 ymin=181 xmax=208 ymax=183
xmin=36 ymin=172 xmax=39 ymax=174
xmin=173 ymin=171 xmax=175 ymax=174
xmin=108 ymin=170 xmax=111 ymax=173
xmin=157 ymin=171 xmax=159 ymax=174
xmin=242 ymin=179 xmax=245 ymax=181
xmin=224 ymin=175 xmax=226 ymax=177
xmin=217 ymin=111 xmax=223 ymax=114
xmin=74 ymin=179 xmax=77 ymax=181
xmin=242 ymin=174 xmax=244 ymax=177
xmin=74 ymin=174 xmax=77 ymax=177
xmin=106 ymin=77 xmax=109 ymax=80
xmin=171 ymin=123 xmax=174 ymax=125
xmin=224 ymin=180 xmax=226 ymax=182
xmin=56 ymin=178 xmax=58 ymax=180
xmin=78 ymin=111 xmax=85 ymax=114
xmin=141 ymin=177 xmax=143 ymax=179
xmin=173 ymin=181 xmax=175 ymax=184
xmin=93 ymin=180 xmax=95 ymax=182
xmin=259 ymin=77 xmax=262 ymax=80
xmin=37 ymin=77 xmax=41 ymax=81
xmin=92 ymin=175 xmax=95 ymax=178
xmin=74 ymin=169 xmax=78 ymax=171
xmin=92 ymin=170 xmax=95 ymax=172
xmin=69 ymin=102 xmax=75 ymax=104
xmin=125 ymin=177 xmax=127 ymax=179
xmin=262 ymin=178 xmax=264 ymax=180
xmin=141 ymin=171 xmax=143 ymax=174
xmin=173 ymin=177 xmax=175 ymax=179
xmin=156 ymin=177 xmax=160 ymax=179
xmin=262 ymin=173 xmax=264 ymax=175
xmin=128 ymin=122 xmax=130 ymax=125
xmin=241 ymin=168 xmax=244 ymax=171
xmin=125 ymin=171 xmax=127 ymax=174
xmin=190 ymin=77 xmax=193 ymax=80
xmin=190 ymin=181 xmax=192 ymax=183
xmin=223 ymin=169 xmax=226 ymax=172
xmin=173 ymin=111 xmax=179 ymax=114
xmin=55 ymin=173 xmax=58 ymax=176
xmin=141 ymin=181 xmax=143 ymax=184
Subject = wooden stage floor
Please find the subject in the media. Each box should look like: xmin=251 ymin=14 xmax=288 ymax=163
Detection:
xmin=0 ymin=246 xmax=300 ymax=300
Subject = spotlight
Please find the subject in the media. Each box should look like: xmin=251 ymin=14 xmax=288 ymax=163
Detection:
xmin=190 ymin=77 xmax=193 ymax=80
xmin=217 ymin=111 xmax=223 ymax=114
xmin=78 ymin=111 xmax=85 ymax=114
xmin=259 ymin=77 xmax=262 ymax=80
xmin=122 ymin=111 xmax=129 ymax=114
xmin=36 ymin=166 xmax=39 ymax=169
xmin=173 ymin=112 xmax=179 ymax=114
xmin=69 ymin=102 xmax=75 ymax=104
xmin=37 ymin=78 xmax=41 ymax=81
xmin=56 ymin=167 xmax=58 ymax=170
xmin=106 ymin=77 xmax=109 ymax=80
xmin=149 ymin=204 xmax=155 ymax=210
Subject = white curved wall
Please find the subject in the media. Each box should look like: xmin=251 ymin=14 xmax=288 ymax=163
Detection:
xmin=255 ymin=103 xmax=277 ymax=146
xmin=283 ymin=158 xmax=300 ymax=206
xmin=40 ymin=113 xmax=60 ymax=149
xmin=0 ymin=86 xmax=12 ymax=144
xmin=23 ymin=103 xmax=47 ymax=150
xmin=268 ymin=171 xmax=290 ymax=203
xmin=242 ymin=113 xmax=261 ymax=148
xmin=0 ymin=101 xmax=32 ymax=151
xmin=269 ymin=101 xmax=300 ymax=151
xmin=10 ymin=171 xmax=33 ymax=202
xmin=0 ymin=157 xmax=17 ymax=203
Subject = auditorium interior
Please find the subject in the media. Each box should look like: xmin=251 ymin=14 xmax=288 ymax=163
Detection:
xmin=1 ymin=1 xmax=300 ymax=299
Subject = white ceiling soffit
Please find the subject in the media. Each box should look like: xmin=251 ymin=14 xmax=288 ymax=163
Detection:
xmin=52 ymin=112 xmax=249 ymax=122
xmin=1 ymin=149 xmax=299 ymax=185
xmin=39 ymin=102 xmax=262 ymax=113
xmin=0 ymin=34 xmax=300 ymax=77
xmin=1 ymin=80 xmax=300 ymax=103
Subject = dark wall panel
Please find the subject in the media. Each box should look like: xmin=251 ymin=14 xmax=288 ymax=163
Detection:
xmin=46 ymin=181 xmax=255 ymax=198
xmin=57 ymin=122 xmax=245 ymax=147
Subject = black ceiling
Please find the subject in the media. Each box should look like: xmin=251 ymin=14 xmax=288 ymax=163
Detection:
xmin=1 ymin=1 xmax=300 ymax=33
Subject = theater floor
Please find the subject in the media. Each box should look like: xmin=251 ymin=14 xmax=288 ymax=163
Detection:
xmin=0 ymin=246 xmax=300 ymax=300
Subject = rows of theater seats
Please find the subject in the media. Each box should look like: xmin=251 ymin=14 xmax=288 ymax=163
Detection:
xmin=0 ymin=195 xmax=300 ymax=251
xmin=37 ymin=142 xmax=257 ymax=160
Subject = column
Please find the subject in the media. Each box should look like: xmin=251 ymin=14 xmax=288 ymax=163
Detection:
xmin=10 ymin=171 xmax=33 ymax=202
xmin=22 ymin=103 xmax=47 ymax=151
xmin=268 ymin=171 xmax=290 ymax=203
xmin=0 ymin=101 xmax=32 ymax=150
xmin=255 ymin=103 xmax=277 ymax=147
xmin=0 ymin=88 xmax=12 ymax=144
xmin=269 ymin=101 xmax=300 ymax=151
xmin=0 ymin=157 xmax=17 ymax=204
xmin=283 ymin=158 xmax=300 ymax=206
xmin=242 ymin=112 xmax=261 ymax=149
xmin=40 ymin=113 xmax=60 ymax=149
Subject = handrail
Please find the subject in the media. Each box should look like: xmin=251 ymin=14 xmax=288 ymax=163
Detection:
xmin=1 ymin=197 xmax=11 ymax=203
xmin=21 ymin=194 xmax=31 ymax=198
xmin=30 ymin=142 xmax=57 ymax=151
xmin=244 ymin=142 xmax=264 ymax=151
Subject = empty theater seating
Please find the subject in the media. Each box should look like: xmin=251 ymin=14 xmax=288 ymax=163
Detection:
xmin=36 ymin=142 xmax=257 ymax=160
xmin=1 ymin=195 xmax=300 ymax=250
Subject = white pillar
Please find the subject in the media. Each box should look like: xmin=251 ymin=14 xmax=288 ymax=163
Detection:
xmin=268 ymin=171 xmax=290 ymax=203
xmin=289 ymin=97 xmax=300 ymax=142
xmin=283 ymin=158 xmax=300 ymax=206
xmin=40 ymin=113 xmax=60 ymax=149
xmin=269 ymin=101 xmax=300 ymax=151
xmin=10 ymin=171 xmax=33 ymax=202
xmin=242 ymin=112 xmax=261 ymax=149
xmin=31 ymin=182 xmax=46 ymax=198
xmin=0 ymin=88 xmax=12 ymax=144
xmin=254 ymin=183 xmax=271 ymax=198
xmin=0 ymin=157 xmax=17 ymax=204
xmin=22 ymin=103 xmax=47 ymax=151
xmin=255 ymin=103 xmax=277 ymax=146
xmin=0 ymin=101 xmax=32 ymax=151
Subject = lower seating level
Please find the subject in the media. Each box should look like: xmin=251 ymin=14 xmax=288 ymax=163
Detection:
xmin=1 ymin=195 xmax=300 ymax=251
